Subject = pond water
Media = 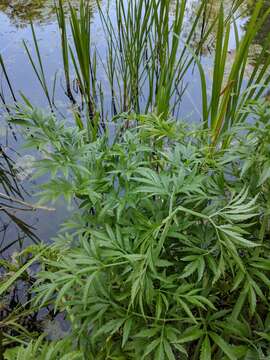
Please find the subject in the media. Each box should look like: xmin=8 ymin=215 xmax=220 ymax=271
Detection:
xmin=0 ymin=1 xmax=100 ymax=254
xmin=0 ymin=0 xmax=268 ymax=255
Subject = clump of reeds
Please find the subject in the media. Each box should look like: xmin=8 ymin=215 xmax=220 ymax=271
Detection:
xmin=2 ymin=0 xmax=270 ymax=146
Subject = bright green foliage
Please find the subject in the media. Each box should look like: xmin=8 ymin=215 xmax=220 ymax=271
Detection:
xmin=2 ymin=0 xmax=270 ymax=358
xmin=3 ymin=336 xmax=83 ymax=360
xmin=196 ymin=0 xmax=270 ymax=145
xmin=7 ymin=102 xmax=270 ymax=359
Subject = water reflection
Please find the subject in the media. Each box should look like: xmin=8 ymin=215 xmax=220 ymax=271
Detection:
xmin=180 ymin=0 xmax=270 ymax=63
xmin=0 ymin=0 xmax=97 ymax=27
xmin=242 ymin=0 xmax=270 ymax=62
xmin=181 ymin=0 xmax=247 ymax=54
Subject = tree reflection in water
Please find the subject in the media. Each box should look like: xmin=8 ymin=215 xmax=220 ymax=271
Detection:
xmin=180 ymin=0 xmax=270 ymax=62
xmin=0 ymin=0 xmax=97 ymax=27
xmin=242 ymin=0 xmax=270 ymax=63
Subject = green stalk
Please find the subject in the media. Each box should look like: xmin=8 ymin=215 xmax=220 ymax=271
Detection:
xmin=56 ymin=0 xmax=75 ymax=103
xmin=0 ymin=55 xmax=16 ymax=102
xmin=23 ymin=23 xmax=52 ymax=109
xmin=69 ymin=0 xmax=95 ymax=123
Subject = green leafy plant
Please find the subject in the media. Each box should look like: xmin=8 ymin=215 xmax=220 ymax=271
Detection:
xmin=6 ymin=102 xmax=270 ymax=359
xmin=2 ymin=0 xmax=270 ymax=358
xmin=3 ymin=336 xmax=82 ymax=360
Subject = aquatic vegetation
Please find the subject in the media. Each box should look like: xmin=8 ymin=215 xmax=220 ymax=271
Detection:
xmin=2 ymin=100 xmax=270 ymax=359
xmin=198 ymin=0 xmax=270 ymax=146
xmin=1 ymin=0 xmax=270 ymax=359
xmin=3 ymin=336 xmax=83 ymax=359
xmin=17 ymin=0 xmax=270 ymax=146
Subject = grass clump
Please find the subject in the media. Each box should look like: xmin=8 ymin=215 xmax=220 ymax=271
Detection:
xmin=2 ymin=100 xmax=270 ymax=359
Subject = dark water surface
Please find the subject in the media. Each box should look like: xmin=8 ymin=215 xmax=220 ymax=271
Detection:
xmin=0 ymin=0 xmax=267 ymax=254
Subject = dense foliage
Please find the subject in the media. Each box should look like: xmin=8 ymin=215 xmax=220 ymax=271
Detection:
xmin=1 ymin=0 xmax=270 ymax=358
xmin=2 ymin=100 xmax=270 ymax=359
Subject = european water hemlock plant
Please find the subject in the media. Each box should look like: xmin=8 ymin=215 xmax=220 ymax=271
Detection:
xmin=3 ymin=100 xmax=270 ymax=359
